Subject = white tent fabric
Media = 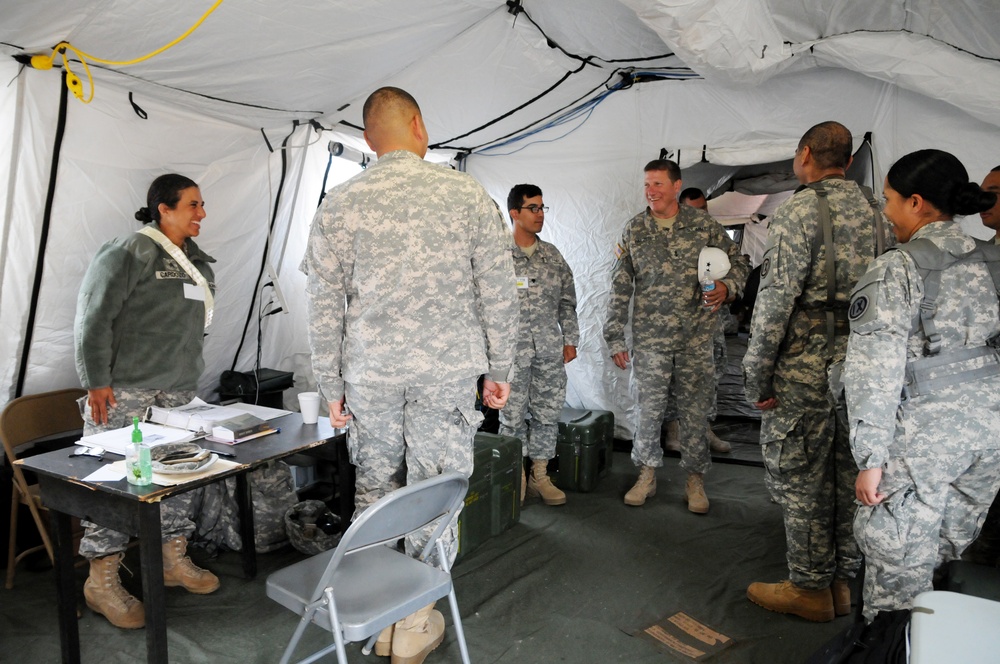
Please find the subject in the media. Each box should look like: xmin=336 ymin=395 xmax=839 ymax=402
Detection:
xmin=2 ymin=1 xmax=1000 ymax=437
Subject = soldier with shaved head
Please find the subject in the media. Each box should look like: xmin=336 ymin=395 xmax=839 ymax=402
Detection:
xmin=744 ymin=121 xmax=891 ymax=622
xmin=304 ymin=86 xmax=518 ymax=663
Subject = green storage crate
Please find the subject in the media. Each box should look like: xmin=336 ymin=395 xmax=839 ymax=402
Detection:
xmin=552 ymin=408 xmax=615 ymax=492
xmin=486 ymin=432 xmax=521 ymax=536
xmin=456 ymin=432 xmax=522 ymax=560
xmin=456 ymin=436 xmax=495 ymax=560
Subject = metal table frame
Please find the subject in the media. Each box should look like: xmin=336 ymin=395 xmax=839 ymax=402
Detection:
xmin=19 ymin=413 xmax=350 ymax=664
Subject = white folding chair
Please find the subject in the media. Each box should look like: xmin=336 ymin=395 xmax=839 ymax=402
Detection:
xmin=909 ymin=590 xmax=1000 ymax=663
xmin=266 ymin=471 xmax=471 ymax=664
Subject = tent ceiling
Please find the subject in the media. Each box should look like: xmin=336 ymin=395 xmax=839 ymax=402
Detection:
xmin=4 ymin=1 xmax=998 ymax=146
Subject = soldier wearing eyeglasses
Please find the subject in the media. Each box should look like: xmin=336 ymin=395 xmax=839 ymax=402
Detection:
xmin=500 ymin=184 xmax=579 ymax=507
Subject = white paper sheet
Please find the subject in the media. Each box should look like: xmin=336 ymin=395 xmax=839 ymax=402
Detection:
xmin=82 ymin=464 xmax=127 ymax=483
xmin=226 ymin=402 xmax=291 ymax=421
xmin=80 ymin=423 xmax=195 ymax=456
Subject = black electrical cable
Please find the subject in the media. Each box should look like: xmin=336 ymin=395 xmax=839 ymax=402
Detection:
xmin=15 ymin=70 xmax=69 ymax=398
xmin=317 ymin=149 xmax=334 ymax=208
xmin=229 ymin=121 xmax=298 ymax=372
xmin=27 ymin=54 xmax=327 ymax=116
xmin=507 ymin=2 xmax=674 ymax=66
xmin=445 ymin=68 xmax=624 ymax=153
xmin=429 ymin=62 xmax=586 ymax=149
xmin=798 ymin=28 xmax=1000 ymax=64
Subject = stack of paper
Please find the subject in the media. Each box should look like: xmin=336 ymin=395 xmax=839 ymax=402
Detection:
xmin=145 ymin=398 xmax=253 ymax=434
xmin=145 ymin=397 xmax=291 ymax=433
xmin=80 ymin=423 xmax=195 ymax=456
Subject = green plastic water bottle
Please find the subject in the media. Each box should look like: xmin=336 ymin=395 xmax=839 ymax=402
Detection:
xmin=126 ymin=416 xmax=152 ymax=486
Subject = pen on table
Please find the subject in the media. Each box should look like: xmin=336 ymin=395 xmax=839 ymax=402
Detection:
xmin=209 ymin=449 xmax=238 ymax=458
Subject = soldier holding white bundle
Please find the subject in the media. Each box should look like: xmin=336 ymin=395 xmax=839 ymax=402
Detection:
xmin=605 ymin=159 xmax=749 ymax=514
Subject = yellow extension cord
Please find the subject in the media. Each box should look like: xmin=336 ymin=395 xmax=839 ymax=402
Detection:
xmin=28 ymin=0 xmax=224 ymax=103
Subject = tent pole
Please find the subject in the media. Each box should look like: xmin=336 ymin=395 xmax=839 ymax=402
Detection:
xmin=14 ymin=70 xmax=69 ymax=399
xmin=229 ymin=122 xmax=297 ymax=372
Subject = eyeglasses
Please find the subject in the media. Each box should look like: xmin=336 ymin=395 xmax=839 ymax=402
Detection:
xmin=518 ymin=205 xmax=549 ymax=213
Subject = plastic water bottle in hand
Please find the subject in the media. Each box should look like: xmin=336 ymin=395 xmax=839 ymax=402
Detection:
xmin=701 ymin=268 xmax=716 ymax=310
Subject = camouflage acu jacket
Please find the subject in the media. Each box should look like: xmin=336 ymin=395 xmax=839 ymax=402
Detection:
xmin=604 ymin=205 xmax=749 ymax=354
xmin=742 ymin=177 xmax=888 ymax=402
xmin=844 ymin=221 xmax=1000 ymax=469
xmin=512 ymin=238 xmax=579 ymax=358
xmin=303 ymin=149 xmax=518 ymax=402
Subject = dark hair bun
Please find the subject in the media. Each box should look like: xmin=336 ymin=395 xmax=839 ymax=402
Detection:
xmin=951 ymin=182 xmax=997 ymax=217
xmin=134 ymin=207 xmax=153 ymax=223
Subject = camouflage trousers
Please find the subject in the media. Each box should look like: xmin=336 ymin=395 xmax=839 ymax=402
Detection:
xmin=760 ymin=374 xmax=860 ymax=589
xmin=664 ymin=322 xmax=727 ymax=422
xmin=498 ymin=343 xmax=566 ymax=460
xmin=77 ymin=388 xmax=214 ymax=558
xmin=855 ymin=450 xmax=1000 ymax=621
xmin=631 ymin=344 xmax=713 ymax=474
xmin=345 ymin=377 xmax=482 ymax=567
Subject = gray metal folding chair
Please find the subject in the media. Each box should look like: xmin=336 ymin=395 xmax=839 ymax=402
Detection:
xmin=266 ymin=471 xmax=471 ymax=664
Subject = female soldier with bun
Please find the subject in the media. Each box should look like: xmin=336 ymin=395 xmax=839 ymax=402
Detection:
xmin=844 ymin=149 xmax=1000 ymax=620
xmin=75 ymin=174 xmax=220 ymax=629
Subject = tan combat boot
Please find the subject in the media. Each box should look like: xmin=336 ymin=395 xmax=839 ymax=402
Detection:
xmin=162 ymin=536 xmax=220 ymax=594
xmin=375 ymin=625 xmax=393 ymax=656
xmin=624 ymin=466 xmax=657 ymax=506
xmin=520 ymin=462 xmax=526 ymax=507
xmin=526 ymin=459 xmax=566 ymax=506
xmin=832 ymin=579 xmax=851 ymax=616
xmin=391 ymin=602 xmax=445 ymax=664
xmin=685 ymin=473 xmax=710 ymax=514
xmin=83 ymin=553 xmax=145 ymax=629
xmin=747 ymin=580 xmax=835 ymax=622
xmin=663 ymin=419 xmax=680 ymax=452
xmin=707 ymin=428 xmax=732 ymax=454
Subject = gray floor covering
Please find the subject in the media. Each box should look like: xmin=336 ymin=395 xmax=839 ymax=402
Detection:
xmin=1 ymin=446 xmax=851 ymax=664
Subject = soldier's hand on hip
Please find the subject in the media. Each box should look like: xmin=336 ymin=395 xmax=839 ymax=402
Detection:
xmin=856 ymin=468 xmax=886 ymax=506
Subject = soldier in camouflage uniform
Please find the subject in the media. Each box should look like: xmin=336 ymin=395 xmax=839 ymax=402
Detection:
xmin=74 ymin=174 xmax=222 ymax=629
xmin=743 ymin=122 xmax=889 ymax=622
xmin=980 ymin=166 xmax=1000 ymax=243
xmin=661 ymin=188 xmax=734 ymax=454
xmin=965 ymin=165 xmax=1000 ymax=566
xmin=499 ymin=184 xmax=579 ymax=507
xmin=303 ymin=87 xmax=517 ymax=662
xmin=605 ymin=160 xmax=748 ymax=513
xmin=845 ymin=149 xmax=1000 ymax=621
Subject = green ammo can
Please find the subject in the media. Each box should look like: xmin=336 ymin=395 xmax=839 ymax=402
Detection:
xmin=485 ymin=432 xmax=521 ymax=536
xmin=456 ymin=432 xmax=522 ymax=560
xmin=456 ymin=435 xmax=494 ymax=561
xmin=552 ymin=408 xmax=615 ymax=492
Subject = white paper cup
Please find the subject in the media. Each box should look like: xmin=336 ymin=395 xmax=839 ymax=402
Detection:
xmin=298 ymin=391 xmax=321 ymax=424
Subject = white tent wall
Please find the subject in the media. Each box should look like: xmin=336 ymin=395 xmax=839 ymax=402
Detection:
xmin=466 ymin=66 xmax=1000 ymax=436
xmin=0 ymin=66 xmax=294 ymax=402
xmin=253 ymin=132 xmax=368 ymax=409
xmin=2 ymin=1 xmax=1000 ymax=428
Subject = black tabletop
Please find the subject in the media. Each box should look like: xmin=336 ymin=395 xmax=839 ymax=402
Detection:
xmin=18 ymin=413 xmax=342 ymax=503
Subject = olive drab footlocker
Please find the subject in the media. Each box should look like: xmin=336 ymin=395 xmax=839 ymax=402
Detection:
xmin=551 ymin=408 xmax=615 ymax=492
xmin=456 ymin=432 xmax=521 ymax=560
